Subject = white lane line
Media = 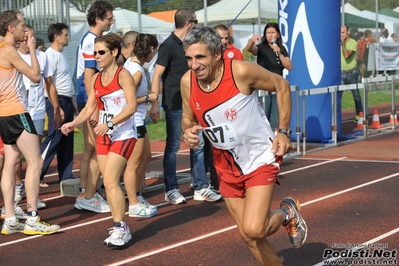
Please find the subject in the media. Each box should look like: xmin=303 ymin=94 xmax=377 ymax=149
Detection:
xmin=279 ymin=157 xmax=347 ymax=175
xmin=313 ymin=227 xmax=399 ymax=266
xmin=3 ymin=161 xmax=397 ymax=263
xmin=108 ymin=173 xmax=399 ymax=265
xmin=299 ymin=157 xmax=399 ymax=164
xmin=301 ymin=172 xmax=399 ymax=207
xmin=107 ymin=225 xmax=238 ymax=266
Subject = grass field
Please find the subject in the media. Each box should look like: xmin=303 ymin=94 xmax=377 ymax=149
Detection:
xmin=72 ymin=87 xmax=399 ymax=153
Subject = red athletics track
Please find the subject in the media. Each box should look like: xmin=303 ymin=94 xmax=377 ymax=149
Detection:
xmin=0 ymin=107 xmax=398 ymax=266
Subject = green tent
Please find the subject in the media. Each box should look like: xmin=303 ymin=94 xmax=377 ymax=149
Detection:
xmin=379 ymin=8 xmax=399 ymax=19
xmin=343 ymin=13 xmax=384 ymax=29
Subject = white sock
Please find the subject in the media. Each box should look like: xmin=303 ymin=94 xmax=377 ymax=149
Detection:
xmin=5 ymin=216 xmax=17 ymax=223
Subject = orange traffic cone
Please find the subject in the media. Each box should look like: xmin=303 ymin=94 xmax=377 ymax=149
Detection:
xmin=369 ymin=109 xmax=383 ymax=129
xmin=387 ymin=114 xmax=399 ymax=126
xmin=354 ymin=111 xmax=364 ymax=131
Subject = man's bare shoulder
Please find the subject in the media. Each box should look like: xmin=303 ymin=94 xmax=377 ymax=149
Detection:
xmin=0 ymin=44 xmax=17 ymax=66
xmin=181 ymin=69 xmax=191 ymax=85
xmin=231 ymin=59 xmax=261 ymax=80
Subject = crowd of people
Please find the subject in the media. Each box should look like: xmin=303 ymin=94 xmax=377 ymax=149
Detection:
xmin=0 ymin=1 xmax=308 ymax=264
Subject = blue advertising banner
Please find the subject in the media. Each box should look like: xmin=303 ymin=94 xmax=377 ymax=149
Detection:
xmin=279 ymin=0 xmax=341 ymax=141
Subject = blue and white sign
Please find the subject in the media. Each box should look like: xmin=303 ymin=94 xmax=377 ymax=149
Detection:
xmin=279 ymin=0 xmax=341 ymax=141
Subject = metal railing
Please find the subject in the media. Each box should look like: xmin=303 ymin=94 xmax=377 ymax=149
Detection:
xmin=260 ymin=75 xmax=399 ymax=156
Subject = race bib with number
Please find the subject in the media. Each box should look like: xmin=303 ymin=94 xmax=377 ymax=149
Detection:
xmin=28 ymin=85 xmax=39 ymax=107
xmin=203 ymin=122 xmax=241 ymax=150
xmin=99 ymin=110 xmax=119 ymax=134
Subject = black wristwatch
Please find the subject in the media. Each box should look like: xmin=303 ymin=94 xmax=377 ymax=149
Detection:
xmin=107 ymin=121 xmax=114 ymax=130
xmin=278 ymin=128 xmax=292 ymax=137
xmin=145 ymin=95 xmax=151 ymax=104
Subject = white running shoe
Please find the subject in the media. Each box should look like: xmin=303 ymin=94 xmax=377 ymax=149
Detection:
xmin=104 ymin=226 xmax=132 ymax=247
xmin=37 ymin=199 xmax=47 ymax=209
xmin=23 ymin=216 xmax=60 ymax=235
xmin=164 ymin=189 xmax=186 ymax=204
xmin=1 ymin=219 xmax=25 ymax=234
xmin=128 ymin=203 xmax=157 ymax=218
xmin=1 ymin=204 xmax=28 ymax=220
xmin=74 ymin=193 xmax=111 ymax=213
xmin=14 ymin=184 xmax=25 ymax=203
xmin=194 ymin=185 xmax=222 ymax=202
xmin=137 ymin=195 xmax=156 ymax=209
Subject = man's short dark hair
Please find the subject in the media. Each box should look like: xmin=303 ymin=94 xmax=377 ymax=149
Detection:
xmin=87 ymin=0 xmax=114 ymax=27
xmin=47 ymin=23 xmax=69 ymax=43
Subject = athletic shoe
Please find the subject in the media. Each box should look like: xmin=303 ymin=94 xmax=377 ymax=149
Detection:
xmin=23 ymin=216 xmax=60 ymax=235
xmin=164 ymin=189 xmax=186 ymax=204
xmin=97 ymin=184 xmax=127 ymax=200
xmin=137 ymin=195 xmax=156 ymax=209
xmin=210 ymin=185 xmax=220 ymax=194
xmin=354 ymin=115 xmax=360 ymax=123
xmin=120 ymin=184 xmax=128 ymax=199
xmin=14 ymin=184 xmax=25 ymax=203
xmin=37 ymin=199 xmax=47 ymax=209
xmin=1 ymin=204 xmax=28 ymax=220
xmin=1 ymin=219 xmax=25 ymax=234
xmin=104 ymin=226 xmax=132 ymax=247
xmin=97 ymin=188 xmax=107 ymax=201
xmin=194 ymin=185 xmax=222 ymax=202
xmin=280 ymin=197 xmax=308 ymax=248
xmin=74 ymin=193 xmax=111 ymax=213
xmin=128 ymin=203 xmax=157 ymax=218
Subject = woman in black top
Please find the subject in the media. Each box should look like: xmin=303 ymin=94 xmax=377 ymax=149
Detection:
xmin=245 ymin=22 xmax=292 ymax=131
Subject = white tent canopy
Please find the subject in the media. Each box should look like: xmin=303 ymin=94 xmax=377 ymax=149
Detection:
xmin=394 ymin=6 xmax=399 ymax=13
xmin=354 ymin=10 xmax=399 ymax=24
xmin=340 ymin=2 xmax=360 ymax=14
xmin=21 ymin=0 xmax=86 ymax=24
xmin=112 ymin=8 xmax=174 ymax=34
xmin=196 ymin=0 xmax=277 ymax=26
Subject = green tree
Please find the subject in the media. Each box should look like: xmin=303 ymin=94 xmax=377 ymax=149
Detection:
xmin=70 ymin=0 xmax=220 ymax=14
xmin=348 ymin=0 xmax=398 ymax=11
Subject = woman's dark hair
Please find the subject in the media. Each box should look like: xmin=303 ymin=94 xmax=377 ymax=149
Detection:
xmin=95 ymin=33 xmax=122 ymax=60
xmin=261 ymin=22 xmax=285 ymax=52
xmin=134 ymin=34 xmax=158 ymax=61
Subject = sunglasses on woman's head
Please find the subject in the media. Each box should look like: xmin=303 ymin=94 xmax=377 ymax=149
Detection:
xmin=94 ymin=49 xmax=109 ymax=56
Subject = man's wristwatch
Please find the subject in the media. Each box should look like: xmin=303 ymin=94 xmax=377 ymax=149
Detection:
xmin=145 ymin=95 xmax=151 ymax=104
xmin=107 ymin=121 xmax=114 ymax=130
xmin=278 ymin=128 xmax=292 ymax=137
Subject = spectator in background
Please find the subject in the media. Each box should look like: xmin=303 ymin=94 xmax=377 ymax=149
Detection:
xmin=36 ymin=38 xmax=45 ymax=51
xmin=213 ymin=24 xmax=243 ymax=60
xmin=388 ymin=33 xmax=397 ymax=43
xmin=118 ymin=30 xmax=139 ymax=65
xmin=356 ymin=32 xmax=367 ymax=79
xmin=40 ymin=23 xmax=76 ymax=186
xmin=341 ymin=25 xmax=363 ymax=123
xmin=379 ymin=28 xmax=389 ymax=43
xmin=364 ymin=29 xmax=376 ymax=44
xmin=245 ymin=22 xmax=292 ymax=131
xmin=75 ymin=0 xmax=115 ymax=213
xmin=123 ymin=33 xmax=158 ymax=218
xmin=18 ymin=25 xmax=61 ymax=207
xmin=225 ymin=36 xmax=244 ymax=60
xmin=0 ymin=9 xmax=60 ymax=236
xmin=150 ymin=8 xmax=221 ymax=204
